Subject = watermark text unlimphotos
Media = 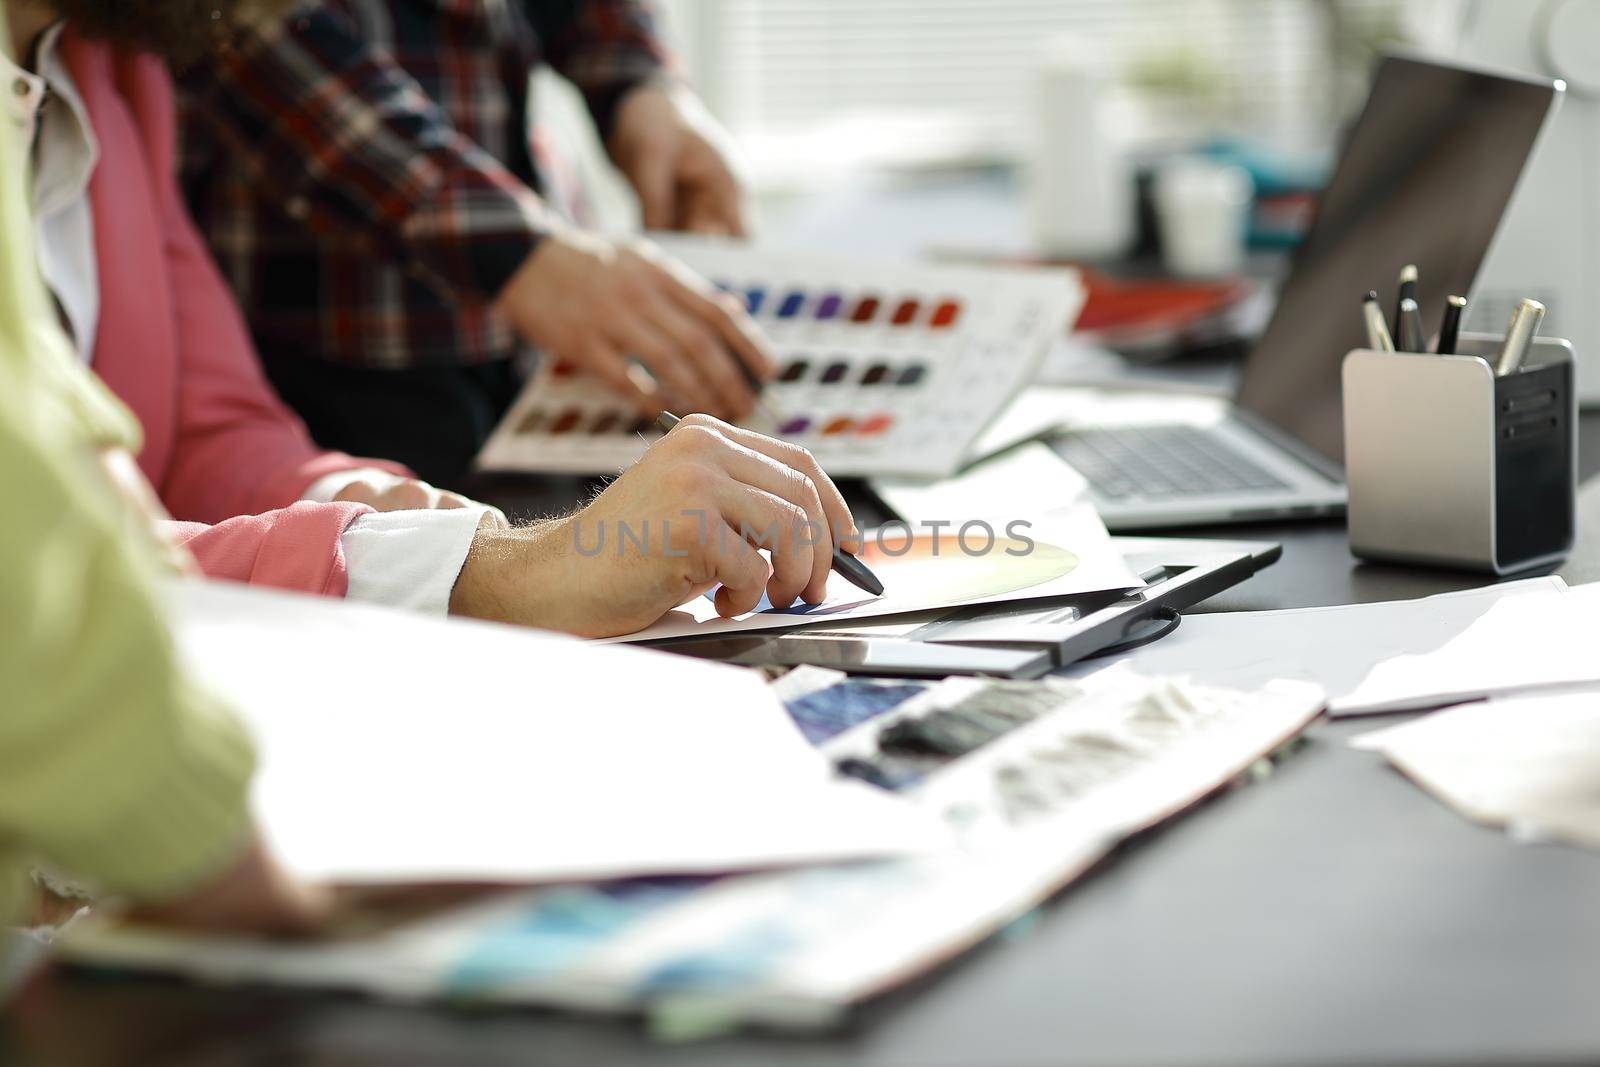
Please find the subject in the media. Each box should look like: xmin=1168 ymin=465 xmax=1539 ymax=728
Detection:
xmin=570 ymin=511 xmax=1036 ymax=559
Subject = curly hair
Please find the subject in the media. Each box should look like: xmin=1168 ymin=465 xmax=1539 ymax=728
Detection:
xmin=40 ymin=0 xmax=298 ymax=63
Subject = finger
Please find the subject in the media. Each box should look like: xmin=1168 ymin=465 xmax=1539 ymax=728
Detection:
xmin=685 ymin=176 xmax=747 ymax=238
xmin=680 ymin=190 xmax=734 ymax=236
xmin=332 ymin=480 xmax=381 ymax=507
xmin=725 ymin=196 xmax=750 ymax=240
xmin=683 ymin=416 xmax=859 ymax=552
xmin=630 ymin=154 xmax=677 ymax=232
xmin=380 ymin=480 xmax=438 ymax=512
xmin=707 ymin=522 xmax=772 ymax=617
xmin=655 ymin=423 xmax=815 ymax=607
xmin=612 ymin=315 xmax=718 ymax=417
xmin=714 ymin=483 xmax=817 ymax=610
xmin=643 ymin=294 xmax=753 ymax=417
xmin=660 ymin=267 xmax=778 ymax=384
xmin=705 ymin=437 xmax=835 ymax=603
xmin=580 ymin=335 xmax=660 ymax=415
xmin=683 ymin=213 xmax=732 ymax=237
xmin=437 ymin=492 xmax=471 ymax=510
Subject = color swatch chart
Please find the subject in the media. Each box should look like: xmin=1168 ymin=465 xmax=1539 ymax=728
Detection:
xmin=476 ymin=238 xmax=1083 ymax=479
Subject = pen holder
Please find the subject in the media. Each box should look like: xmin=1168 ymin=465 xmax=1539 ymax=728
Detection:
xmin=1342 ymin=333 xmax=1576 ymax=575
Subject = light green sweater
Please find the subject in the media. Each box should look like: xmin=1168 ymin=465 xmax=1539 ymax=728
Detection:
xmin=0 ymin=24 xmax=256 ymax=926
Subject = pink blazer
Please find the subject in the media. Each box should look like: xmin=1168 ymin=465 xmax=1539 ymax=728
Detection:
xmin=63 ymin=37 xmax=411 ymax=595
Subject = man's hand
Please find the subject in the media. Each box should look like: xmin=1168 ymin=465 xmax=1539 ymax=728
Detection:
xmin=449 ymin=415 xmax=859 ymax=638
xmin=494 ymin=81 xmax=769 ymax=419
xmin=332 ymin=477 xmax=509 ymax=528
xmin=333 ymin=477 xmax=470 ymax=512
xmin=128 ymin=832 xmax=329 ymax=938
xmin=609 ymin=81 xmax=750 ymax=237
xmin=492 ymin=232 xmax=775 ymax=420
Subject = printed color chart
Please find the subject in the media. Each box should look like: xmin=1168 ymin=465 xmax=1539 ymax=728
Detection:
xmin=476 ymin=237 xmax=1083 ymax=479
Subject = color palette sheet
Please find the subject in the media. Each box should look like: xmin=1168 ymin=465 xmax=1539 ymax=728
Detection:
xmin=602 ymin=505 xmax=1143 ymax=644
xmin=475 ymin=237 xmax=1083 ymax=479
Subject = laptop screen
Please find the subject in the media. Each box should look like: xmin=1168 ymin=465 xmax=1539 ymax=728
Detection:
xmin=1235 ymin=56 xmax=1558 ymax=464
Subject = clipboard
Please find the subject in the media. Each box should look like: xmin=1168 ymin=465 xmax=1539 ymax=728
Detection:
xmin=650 ymin=537 xmax=1280 ymax=679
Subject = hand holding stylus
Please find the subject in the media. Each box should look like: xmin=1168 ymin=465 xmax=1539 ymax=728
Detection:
xmin=450 ymin=414 xmax=872 ymax=637
xmin=657 ymin=412 xmax=884 ymax=596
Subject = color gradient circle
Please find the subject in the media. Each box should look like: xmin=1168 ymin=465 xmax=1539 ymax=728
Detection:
xmin=859 ymin=531 xmax=1078 ymax=608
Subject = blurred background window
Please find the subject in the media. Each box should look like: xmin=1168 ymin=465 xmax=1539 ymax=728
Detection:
xmin=540 ymin=0 xmax=1469 ymax=239
xmin=658 ymin=0 xmax=1466 ymax=184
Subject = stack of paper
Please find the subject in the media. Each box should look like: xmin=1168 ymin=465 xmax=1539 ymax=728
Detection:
xmin=1331 ymin=582 xmax=1600 ymax=715
xmin=1071 ymin=577 xmax=1593 ymax=717
xmin=60 ymin=663 xmax=1323 ymax=1033
xmin=167 ymin=579 xmax=944 ymax=885
xmin=872 ymin=442 xmax=1090 ymax=528
xmin=608 ymin=507 xmax=1144 ymax=645
xmin=1354 ymin=693 xmax=1600 ymax=851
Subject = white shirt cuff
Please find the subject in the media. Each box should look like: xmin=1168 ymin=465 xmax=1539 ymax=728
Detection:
xmin=302 ymin=467 xmax=407 ymax=504
xmin=340 ymin=506 xmax=488 ymax=614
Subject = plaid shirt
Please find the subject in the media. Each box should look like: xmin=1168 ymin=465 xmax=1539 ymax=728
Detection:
xmin=177 ymin=0 xmax=672 ymax=370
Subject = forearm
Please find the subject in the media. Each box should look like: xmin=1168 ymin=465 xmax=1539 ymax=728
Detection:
xmin=448 ymin=517 xmax=571 ymax=625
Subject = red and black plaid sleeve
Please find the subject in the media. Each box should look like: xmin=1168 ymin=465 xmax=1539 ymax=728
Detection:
xmin=183 ymin=2 xmax=552 ymax=307
xmin=177 ymin=1 xmax=678 ymax=371
xmin=529 ymin=0 xmax=676 ymax=138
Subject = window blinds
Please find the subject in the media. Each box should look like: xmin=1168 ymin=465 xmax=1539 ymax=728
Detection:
xmin=663 ymin=0 xmax=1418 ymax=166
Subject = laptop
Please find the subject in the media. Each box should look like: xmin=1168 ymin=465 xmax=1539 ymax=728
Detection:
xmin=1049 ymin=55 xmax=1564 ymax=530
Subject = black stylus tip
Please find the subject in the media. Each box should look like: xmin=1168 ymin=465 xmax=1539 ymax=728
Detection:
xmin=834 ymin=548 xmax=885 ymax=597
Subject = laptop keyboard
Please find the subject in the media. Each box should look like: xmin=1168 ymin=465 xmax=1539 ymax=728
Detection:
xmin=1049 ymin=424 xmax=1292 ymax=500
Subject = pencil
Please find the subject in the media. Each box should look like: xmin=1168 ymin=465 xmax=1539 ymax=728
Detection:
xmin=728 ymin=352 xmax=784 ymax=425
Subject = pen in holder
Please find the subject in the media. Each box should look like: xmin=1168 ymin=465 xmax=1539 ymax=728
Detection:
xmin=1342 ymin=333 xmax=1576 ymax=574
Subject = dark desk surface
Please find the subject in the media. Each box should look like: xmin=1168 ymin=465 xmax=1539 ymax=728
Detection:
xmin=8 ymin=419 xmax=1600 ymax=1067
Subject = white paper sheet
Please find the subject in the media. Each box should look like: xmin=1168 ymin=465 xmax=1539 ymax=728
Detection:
xmin=968 ymin=385 xmax=1095 ymax=460
xmin=1331 ymin=581 xmax=1600 ymax=716
xmin=167 ymin=580 xmax=944 ymax=884
xmin=1353 ymin=692 xmax=1600 ymax=850
xmin=61 ymin=672 xmax=1324 ymax=1028
xmin=606 ymin=508 xmax=1144 ymax=644
xmin=1068 ymin=577 xmax=1571 ymax=716
xmin=871 ymin=442 xmax=1089 ymax=528
xmin=967 ymin=386 xmax=1235 ymax=463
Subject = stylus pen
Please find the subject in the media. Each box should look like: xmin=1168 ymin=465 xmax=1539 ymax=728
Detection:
xmin=729 ymin=353 xmax=785 ymax=425
xmin=1397 ymin=297 xmax=1426 ymax=354
xmin=1363 ymin=291 xmax=1396 ymax=352
xmin=654 ymin=411 xmax=887 ymax=597
xmin=631 ymin=357 xmax=782 ymax=426
xmin=1494 ymin=298 xmax=1547 ymax=377
xmin=1394 ymin=264 xmax=1419 ymax=338
xmin=1436 ymin=295 xmax=1467 ymax=356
